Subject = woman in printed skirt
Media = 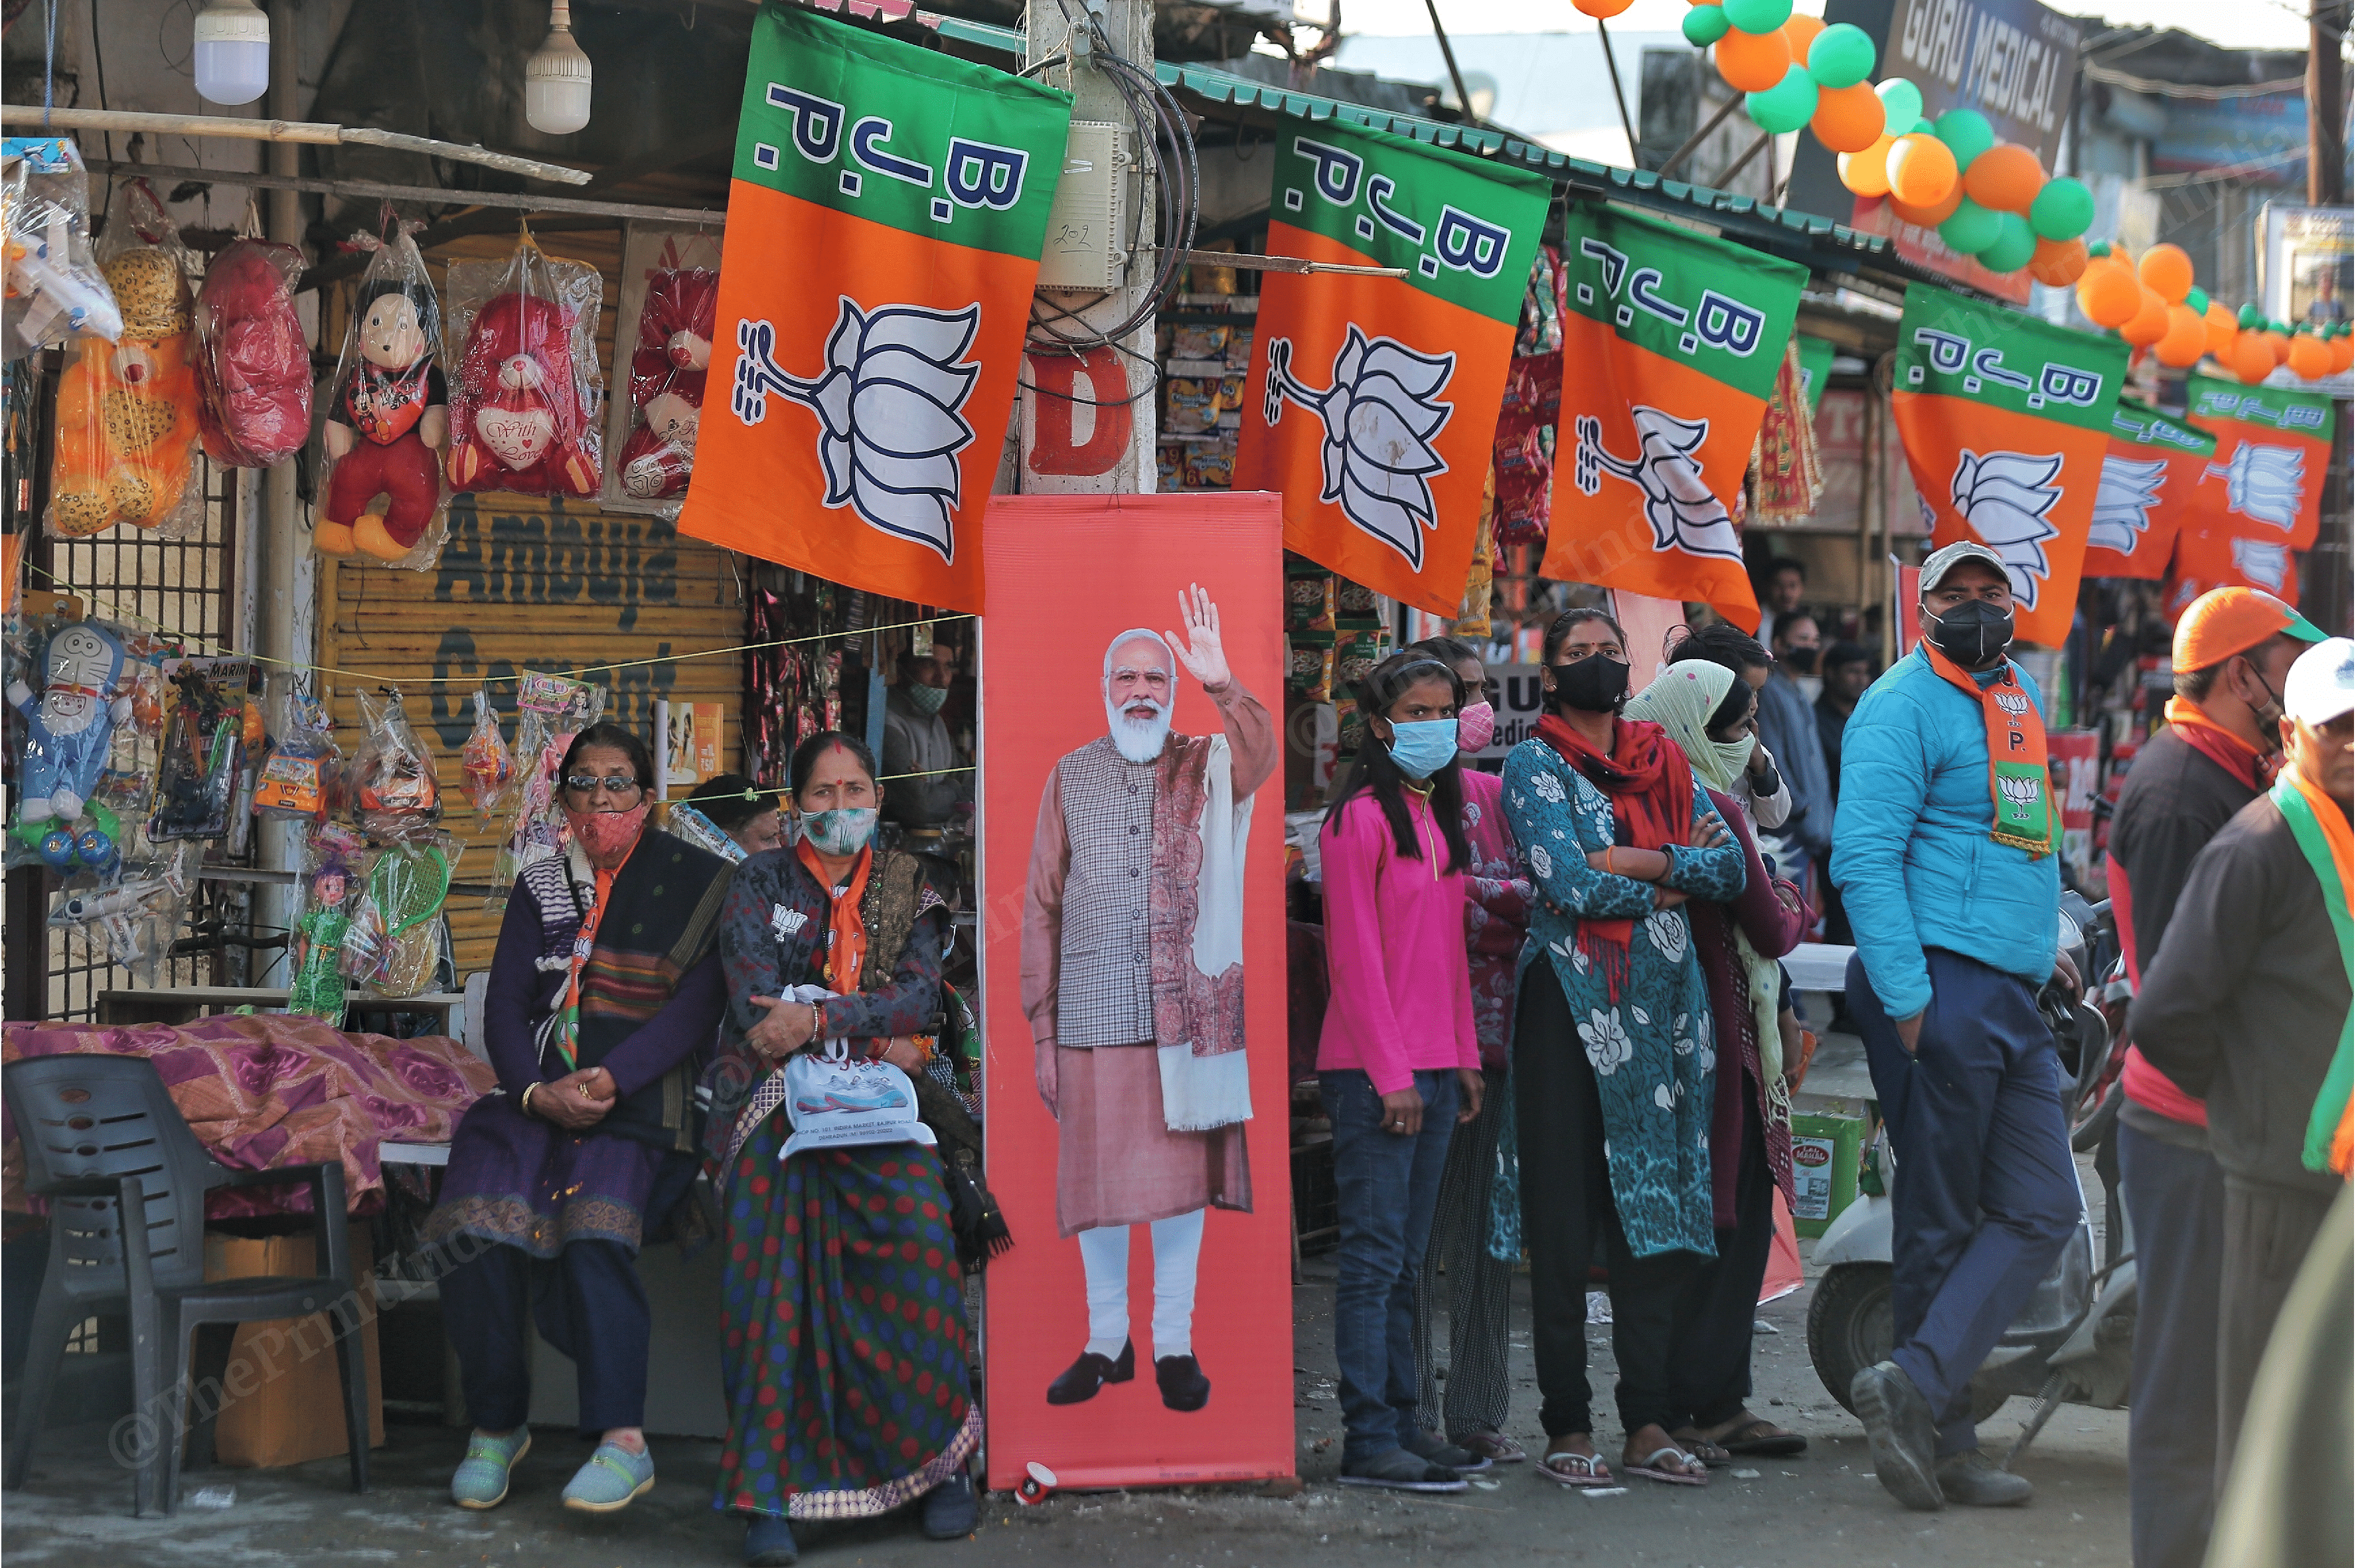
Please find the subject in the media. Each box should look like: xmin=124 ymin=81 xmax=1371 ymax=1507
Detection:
xmin=706 ymin=731 xmax=978 ymax=1566
xmin=1495 ymin=607 xmax=1745 ymax=1491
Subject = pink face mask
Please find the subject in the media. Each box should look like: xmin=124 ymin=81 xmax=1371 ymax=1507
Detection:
xmin=1456 ymin=701 xmax=1496 ymax=753
xmin=565 ymin=801 xmax=651 ymax=870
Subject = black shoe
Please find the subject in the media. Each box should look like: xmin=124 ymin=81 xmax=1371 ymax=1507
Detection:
xmin=1403 ymin=1428 xmax=1492 ymax=1474
xmin=1936 ymin=1449 xmax=2033 ymax=1507
xmin=1154 ymin=1353 xmax=1211 ymax=1411
xmin=1338 ymin=1447 xmax=1469 ymax=1492
xmin=744 ymin=1514 xmax=798 ymax=1566
xmin=1851 ymin=1361 xmax=1944 ymax=1512
xmin=1046 ymin=1340 xmax=1133 ymax=1405
xmin=919 ymin=1472 xmax=979 ymax=1539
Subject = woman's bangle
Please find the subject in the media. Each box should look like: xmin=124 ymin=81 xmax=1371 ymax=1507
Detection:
xmin=807 ymin=1001 xmax=825 ymax=1043
xmin=520 ymin=1083 xmax=539 ymax=1118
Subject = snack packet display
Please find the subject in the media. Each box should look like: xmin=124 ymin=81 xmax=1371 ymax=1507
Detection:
xmin=348 ymin=687 xmax=441 ymax=840
xmin=460 ymin=688 xmax=518 ymax=817
xmin=48 ymin=181 xmax=203 ymax=538
xmin=194 ymin=238 xmax=311 ymax=468
xmin=253 ymin=687 xmax=339 ymax=821
xmin=1 ymin=136 xmax=121 ymax=354
xmin=343 ymin=834 xmax=456 ymax=998
xmin=316 ymin=230 xmax=447 ymax=568
xmin=443 ymin=238 xmax=603 ymax=501
xmin=148 ymin=659 xmax=250 ymax=841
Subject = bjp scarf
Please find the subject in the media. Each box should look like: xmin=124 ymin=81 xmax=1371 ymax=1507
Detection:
xmin=1537 ymin=708 xmax=1697 ymax=996
xmin=797 ymin=837 xmax=873 ymax=992
xmin=2276 ymin=769 xmax=2354 ymax=1176
xmin=1921 ymin=642 xmax=2054 ymax=857
xmin=2165 ymin=696 xmax=2270 ymax=791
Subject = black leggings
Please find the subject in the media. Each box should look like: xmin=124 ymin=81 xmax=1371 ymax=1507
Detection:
xmin=1668 ymin=1087 xmax=1775 ymax=1431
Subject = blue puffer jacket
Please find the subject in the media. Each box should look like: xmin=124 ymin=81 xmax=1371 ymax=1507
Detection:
xmin=1830 ymin=645 xmax=2060 ymax=1021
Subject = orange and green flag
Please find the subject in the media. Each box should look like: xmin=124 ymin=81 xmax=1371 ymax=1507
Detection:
xmin=1543 ymin=205 xmax=1808 ymax=629
xmin=2185 ymin=373 xmax=2336 ymax=553
xmin=2080 ymin=402 xmax=2217 ymax=582
xmin=1893 ymin=284 xmax=2127 ymax=647
xmin=678 ymin=3 xmax=1071 ymax=613
xmin=1232 ymin=121 xmax=1549 ymax=616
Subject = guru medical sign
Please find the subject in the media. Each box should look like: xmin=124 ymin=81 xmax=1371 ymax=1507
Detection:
xmin=1885 ymin=0 xmax=2081 ymax=164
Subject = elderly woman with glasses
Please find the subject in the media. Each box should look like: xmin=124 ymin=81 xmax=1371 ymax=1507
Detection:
xmin=422 ymin=722 xmax=737 ymax=1516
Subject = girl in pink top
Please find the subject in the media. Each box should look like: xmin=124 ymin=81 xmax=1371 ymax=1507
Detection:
xmin=1317 ymin=651 xmax=1484 ymax=1494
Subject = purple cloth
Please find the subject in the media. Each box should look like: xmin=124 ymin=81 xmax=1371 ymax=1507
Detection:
xmin=1693 ymin=787 xmax=1804 ymax=1228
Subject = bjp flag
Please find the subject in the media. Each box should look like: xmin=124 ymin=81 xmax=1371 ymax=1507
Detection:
xmin=1543 ymin=204 xmax=1808 ymax=629
xmin=2079 ymin=402 xmax=2217 ymax=581
xmin=678 ymin=2 xmax=1072 ymax=613
xmin=2185 ymin=374 xmax=2336 ymax=553
xmin=2167 ymin=516 xmax=2305 ymax=608
xmin=1232 ymin=121 xmax=1549 ymax=616
xmin=1892 ymin=285 xmax=2127 ymax=647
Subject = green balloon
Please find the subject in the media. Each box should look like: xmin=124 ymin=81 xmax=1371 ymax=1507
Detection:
xmin=1939 ymin=198 xmax=2003 ymax=256
xmin=2272 ymin=319 xmax=2293 ymax=336
xmin=2185 ymin=286 xmax=2209 ymax=315
xmin=1978 ymin=211 xmax=2039 ymax=273
xmin=1934 ymin=109 xmax=1996 ymax=168
xmin=2238 ymin=303 xmax=2264 ymax=329
xmin=1721 ymin=0 xmax=1793 ymax=33
xmin=1807 ymin=23 xmax=1877 ymax=88
xmin=1746 ymin=64 xmax=1819 ymax=135
xmin=1876 ymin=77 xmax=1924 ymax=136
xmin=1913 ymin=118 xmax=1936 ymax=135
xmin=1682 ymin=5 xmax=1731 ymax=46
xmin=2087 ymin=240 xmax=2112 ymax=258
xmin=2027 ymin=177 xmax=2093 ymax=241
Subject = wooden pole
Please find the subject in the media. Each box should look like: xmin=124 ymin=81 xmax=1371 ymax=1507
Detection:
xmin=0 ymin=104 xmax=593 ymax=186
xmin=1596 ymin=18 xmax=1641 ymax=169
xmin=87 ymin=159 xmax=719 ymax=228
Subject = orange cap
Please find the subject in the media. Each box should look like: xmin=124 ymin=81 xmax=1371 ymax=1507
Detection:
xmin=2171 ymin=587 xmax=2326 ymax=672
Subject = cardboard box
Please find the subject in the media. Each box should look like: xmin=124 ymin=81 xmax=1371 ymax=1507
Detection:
xmin=200 ymin=1224 xmax=384 ymax=1468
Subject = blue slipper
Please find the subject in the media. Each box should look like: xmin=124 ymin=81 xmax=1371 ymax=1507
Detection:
xmin=561 ymin=1441 xmax=655 ymax=1513
xmin=451 ymin=1429 xmax=530 ymax=1510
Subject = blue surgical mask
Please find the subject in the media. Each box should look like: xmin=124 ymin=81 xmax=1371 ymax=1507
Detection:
xmin=1385 ymin=719 xmax=1458 ymax=781
xmin=799 ymin=807 xmax=877 ymax=856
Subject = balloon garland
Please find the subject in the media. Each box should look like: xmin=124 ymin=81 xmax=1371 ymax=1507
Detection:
xmin=2071 ymin=242 xmax=2353 ymax=383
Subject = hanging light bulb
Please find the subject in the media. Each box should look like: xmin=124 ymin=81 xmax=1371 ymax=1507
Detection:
xmin=193 ymin=0 xmax=271 ymax=107
xmin=524 ymin=0 xmax=593 ymax=136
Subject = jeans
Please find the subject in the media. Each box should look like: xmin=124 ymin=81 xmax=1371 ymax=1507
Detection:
xmin=1321 ymin=1066 xmax=1458 ymax=1465
xmin=2118 ymin=1121 xmax=2223 ymax=1568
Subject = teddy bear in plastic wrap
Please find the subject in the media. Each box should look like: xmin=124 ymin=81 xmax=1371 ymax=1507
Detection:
xmin=319 ymin=279 xmax=449 ymax=560
xmin=446 ymin=291 xmax=600 ymax=497
xmin=8 ymin=620 xmax=133 ymax=825
xmin=615 ymin=268 xmax=716 ymax=500
xmin=48 ymin=249 xmax=202 ymax=534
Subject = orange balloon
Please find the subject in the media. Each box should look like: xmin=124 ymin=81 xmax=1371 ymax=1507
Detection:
xmin=1885 ymin=133 xmax=1959 ymax=208
xmin=2264 ymin=330 xmax=2291 ymax=366
xmin=2154 ymin=303 xmax=2207 ymax=367
xmin=1889 ymin=186 xmax=1962 ymax=226
xmin=2120 ymin=287 xmax=2171 ymax=347
xmin=1811 ymin=82 xmax=1885 ymax=154
xmin=2076 ymin=263 xmax=2144 ymax=329
xmin=1782 ymin=13 xmax=1826 ymax=56
xmin=2203 ymin=302 xmax=2238 ymax=357
xmin=1715 ymin=27 xmax=1792 ymax=92
xmin=1573 ymin=0 xmax=1636 ymax=17
xmin=2027 ymin=236 xmax=2088 ymax=287
xmin=1962 ymin=143 xmax=2044 ymax=214
xmin=2334 ymin=334 xmax=2355 ymax=375
xmin=2288 ymin=334 xmax=2333 ymax=380
xmin=2229 ymin=333 xmax=2276 ymax=384
xmin=1839 ymin=133 xmax=1897 ymax=196
xmin=2137 ymin=243 xmax=2194 ymax=305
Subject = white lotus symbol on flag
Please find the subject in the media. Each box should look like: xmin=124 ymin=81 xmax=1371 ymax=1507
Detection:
xmin=1950 ymin=449 xmax=2065 ymax=607
xmin=2088 ymin=455 xmax=2166 ymax=555
xmin=2207 ymin=443 xmax=2306 ymax=533
xmin=1998 ymin=773 xmax=2041 ymax=821
xmin=1571 ymin=406 xmax=1743 ymax=561
xmin=730 ymin=298 xmax=982 ymax=562
xmin=1263 ymin=325 xmax=1455 ymax=568
xmin=2229 ymin=536 xmax=2292 ymax=593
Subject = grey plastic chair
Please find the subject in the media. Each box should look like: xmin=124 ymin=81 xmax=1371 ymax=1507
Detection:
xmin=3 ymin=1054 xmax=370 ymax=1516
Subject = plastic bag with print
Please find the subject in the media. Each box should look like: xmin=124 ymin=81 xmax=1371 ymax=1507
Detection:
xmin=490 ymin=670 xmax=603 ymax=898
xmin=443 ymin=235 xmax=603 ymax=501
xmin=349 ymin=686 xmax=441 ymax=841
xmin=47 ymin=180 xmax=204 ymax=540
xmin=2 ymin=136 xmax=121 ymax=355
xmin=778 ymin=988 xmax=937 ymax=1160
xmin=316 ymin=228 xmax=449 ymax=568
xmin=600 ymin=226 xmax=720 ymax=515
xmin=194 ymin=237 xmax=310 ymax=468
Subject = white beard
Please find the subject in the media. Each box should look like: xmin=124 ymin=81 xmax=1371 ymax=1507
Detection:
xmin=1105 ymin=695 xmax=1172 ymax=765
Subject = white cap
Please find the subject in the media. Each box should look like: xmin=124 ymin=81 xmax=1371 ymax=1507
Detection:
xmin=2283 ymin=637 xmax=2355 ymax=727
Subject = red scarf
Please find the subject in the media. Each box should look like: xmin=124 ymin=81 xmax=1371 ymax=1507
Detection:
xmin=2163 ymin=696 xmax=2272 ymax=791
xmin=1537 ymin=711 xmax=1696 ymax=996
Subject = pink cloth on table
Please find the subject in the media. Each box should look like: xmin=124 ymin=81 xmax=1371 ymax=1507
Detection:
xmin=3 ymin=1014 xmax=495 ymax=1217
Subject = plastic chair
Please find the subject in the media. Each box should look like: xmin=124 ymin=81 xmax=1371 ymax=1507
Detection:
xmin=3 ymin=1054 xmax=370 ymax=1516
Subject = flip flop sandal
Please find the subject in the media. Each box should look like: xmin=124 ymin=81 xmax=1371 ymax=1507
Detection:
xmin=1669 ymin=1433 xmax=1733 ymax=1467
xmin=1719 ymin=1419 xmax=1808 ymax=1456
xmin=1537 ymin=1449 xmax=1616 ymax=1488
xmin=1625 ymin=1447 xmax=1710 ymax=1487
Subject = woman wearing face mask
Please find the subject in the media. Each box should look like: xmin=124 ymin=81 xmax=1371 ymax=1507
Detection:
xmin=706 ymin=732 xmax=977 ymax=1563
xmin=1316 ymin=652 xmax=1488 ymax=1493
xmin=1493 ymin=607 xmax=1745 ymax=1492
xmin=1624 ymin=661 xmax=1811 ymax=1464
xmin=430 ymin=724 xmax=735 ymax=1516
xmin=1403 ymin=637 xmax=1531 ymax=1466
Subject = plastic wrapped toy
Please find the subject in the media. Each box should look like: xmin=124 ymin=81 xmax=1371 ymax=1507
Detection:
xmin=493 ymin=670 xmax=601 ymax=889
xmin=317 ymin=231 xmax=447 ymax=566
xmin=48 ymin=183 xmax=202 ymax=537
xmin=49 ymin=840 xmax=198 ymax=987
xmin=286 ymin=834 xmax=364 ymax=1022
xmin=148 ymin=660 xmax=248 ymax=841
xmin=444 ymin=239 xmax=603 ymax=499
xmin=614 ymin=266 xmax=716 ymax=503
xmin=2 ymin=136 xmax=121 ymax=354
xmin=194 ymin=238 xmax=310 ymax=468
xmin=349 ymin=687 xmax=440 ymax=840
xmin=459 ymin=687 xmax=516 ymax=817
xmin=343 ymin=834 xmax=454 ymax=997
xmin=8 ymin=617 xmax=135 ymax=827
xmin=253 ymin=688 xmax=340 ymax=821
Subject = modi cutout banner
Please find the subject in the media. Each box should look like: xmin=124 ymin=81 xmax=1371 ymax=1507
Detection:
xmin=2185 ymin=374 xmax=2336 ymax=554
xmin=1543 ymin=205 xmax=1808 ymax=629
xmin=677 ymin=3 xmax=1071 ymax=613
xmin=2079 ymin=402 xmax=2217 ymax=582
xmin=1891 ymin=285 xmax=2127 ymax=647
xmin=1231 ymin=121 xmax=1549 ymax=616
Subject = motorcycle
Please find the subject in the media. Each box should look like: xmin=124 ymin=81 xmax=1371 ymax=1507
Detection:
xmin=1804 ymin=894 xmax=2138 ymax=1466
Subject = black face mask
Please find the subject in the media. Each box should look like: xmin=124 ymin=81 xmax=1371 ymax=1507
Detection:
xmin=1921 ymin=599 xmax=2014 ymax=666
xmin=1549 ymin=653 xmax=1630 ymax=713
xmin=1782 ymin=645 xmax=1820 ymax=676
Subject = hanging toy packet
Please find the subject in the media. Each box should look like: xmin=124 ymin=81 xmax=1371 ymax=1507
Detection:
xmin=286 ymin=826 xmax=369 ymax=1022
xmin=495 ymin=669 xmax=602 ymax=888
xmin=603 ymin=229 xmax=720 ymax=512
xmin=343 ymin=833 xmax=456 ymax=997
xmin=444 ymin=234 xmax=603 ymax=501
xmin=49 ymin=839 xmax=200 ymax=988
xmin=7 ymin=613 xmax=141 ymax=867
xmin=148 ymin=658 xmax=252 ymax=842
xmin=349 ymin=686 xmax=441 ymax=840
xmin=195 ymin=238 xmax=311 ymax=468
xmin=460 ymin=687 xmax=518 ymax=817
xmin=2 ymin=137 xmax=121 ymax=354
xmin=317 ymin=229 xmax=448 ymax=568
xmin=253 ymin=687 xmax=341 ymax=821
xmin=48 ymin=180 xmax=203 ymax=539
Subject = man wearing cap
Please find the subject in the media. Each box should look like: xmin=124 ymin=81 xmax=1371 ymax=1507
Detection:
xmin=1832 ymin=541 xmax=2082 ymax=1512
xmin=2103 ymin=588 xmax=2325 ymax=1568
xmin=2131 ymin=636 xmax=2353 ymax=1491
